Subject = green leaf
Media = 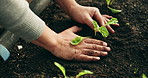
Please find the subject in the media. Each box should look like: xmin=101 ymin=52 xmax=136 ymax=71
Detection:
xmin=134 ymin=68 xmax=138 ymax=74
xmin=70 ymin=36 xmax=84 ymax=45
xmin=92 ymin=20 xmax=100 ymax=36
xmin=105 ymin=18 xmax=118 ymax=26
xmin=108 ymin=6 xmax=122 ymax=13
xmin=98 ymin=26 xmax=109 ymax=37
xmin=76 ymin=70 xmax=93 ymax=78
xmin=54 ymin=62 xmax=67 ymax=78
xmin=142 ymin=73 xmax=147 ymax=78
xmin=106 ymin=0 xmax=111 ymax=5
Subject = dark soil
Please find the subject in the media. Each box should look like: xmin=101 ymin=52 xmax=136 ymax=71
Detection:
xmin=0 ymin=28 xmax=4 ymax=35
xmin=0 ymin=0 xmax=147 ymax=78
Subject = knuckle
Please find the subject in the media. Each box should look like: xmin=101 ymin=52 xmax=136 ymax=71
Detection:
xmin=100 ymin=46 xmax=106 ymax=50
xmin=92 ymin=44 xmax=97 ymax=49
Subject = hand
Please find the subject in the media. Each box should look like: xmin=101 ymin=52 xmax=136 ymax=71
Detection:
xmin=67 ymin=5 xmax=119 ymax=33
xmin=50 ymin=26 xmax=111 ymax=61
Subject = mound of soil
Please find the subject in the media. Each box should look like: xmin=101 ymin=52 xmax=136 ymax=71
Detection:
xmin=0 ymin=0 xmax=147 ymax=78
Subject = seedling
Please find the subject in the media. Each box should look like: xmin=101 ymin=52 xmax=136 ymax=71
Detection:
xmin=70 ymin=36 xmax=85 ymax=45
xmin=54 ymin=62 xmax=93 ymax=78
xmin=106 ymin=0 xmax=111 ymax=5
xmin=76 ymin=70 xmax=93 ymax=78
xmin=54 ymin=62 xmax=67 ymax=78
xmin=107 ymin=6 xmax=122 ymax=13
xmin=134 ymin=68 xmax=138 ymax=74
xmin=142 ymin=73 xmax=147 ymax=78
xmin=106 ymin=0 xmax=122 ymax=13
xmin=92 ymin=18 xmax=118 ymax=37
xmin=125 ymin=23 xmax=130 ymax=26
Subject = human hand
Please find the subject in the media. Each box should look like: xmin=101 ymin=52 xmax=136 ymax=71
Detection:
xmin=67 ymin=5 xmax=119 ymax=33
xmin=50 ymin=26 xmax=111 ymax=61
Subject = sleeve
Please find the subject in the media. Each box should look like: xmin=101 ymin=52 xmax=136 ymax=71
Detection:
xmin=0 ymin=0 xmax=46 ymax=42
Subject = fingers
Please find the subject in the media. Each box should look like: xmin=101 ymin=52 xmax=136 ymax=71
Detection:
xmin=83 ymin=14 xmax=94 ymax=29
xmin=84 ymin=44 xmax=111 ymax=51
xmin=84 ymin=38 xmax=107 ymax=46
xmin=75 ymin=55 xmax=100 ymax=61
xmin=104 ymin=17 xmax=120 ymax=26
xmin=102 ymin=15 xmax=113 ymax=18
xmin=104 ymin=18 xmax=115 ymax=33
xmin=103 ymin=16 xmax=120 ymax=33
xmin=93 ymin=8 xmax=105 ymax=26
xmin=82 ymin=49 xmax=108 ymax=56
xmin=66 ymin=26 xmax=82 ymax=33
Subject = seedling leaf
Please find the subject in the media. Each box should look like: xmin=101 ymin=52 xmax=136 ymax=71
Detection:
xmin=70 ymin=36 xmax=84 ymax=45
xmin=92 ymin=20 xmax=100 ymax=35
xmin=142 ymin=73 xmax=147 ymax=78
xmin=92 ymin=20 xmax=109 ymax=37
xmin=76 ymin=70 xmax=93 ymax=78
xmin=98 ymin=26 xmax=109 ymax=37
xmin=106 ymin=0 xmax=111 ymax=5
xmin=108 ymin=6 xmax=122 ymax=13
xmin=105 ymin=18 xmax=118 ymax=26
xmin=54 ymin=62 xmax=67 ymax=78
xmin=134 ymin=68 xmax=138 ymax=74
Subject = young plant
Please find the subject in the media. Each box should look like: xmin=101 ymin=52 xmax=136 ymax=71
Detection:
xmin=106 ymin=0 xmax=115 ymax=5
xmin=93 ymin=20 xmax=109 ymax=37
xmin=76 ymin=70 xmax=93 ymax=78
xmin=106 ymin=0 xmax=111 ymax=5
xmin=106 ymin=0 xmax=122 ymax=13
xmin=134 ymin=68 xmax=138 ymax=74
xmin=107 ymin=6 xmax=122 ymax=13
xmin=70 ymin=36 xmax=85 ymax=45
xmin=54 ymin=62 xmax=93 ymax=78
xmin=54 ymin=62 xmax=67 ymax=78
xmin=92 ymin=18 xmax=118 ymax=37
xmin=142 ymin=73 xmax=147 ymax=78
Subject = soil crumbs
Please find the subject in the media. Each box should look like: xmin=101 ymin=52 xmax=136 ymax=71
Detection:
xmin=0 ymin=0 xmax=147 ymax=78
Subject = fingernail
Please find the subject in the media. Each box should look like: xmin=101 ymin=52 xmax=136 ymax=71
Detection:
xmin=103 ymin=42 xmax=107 ymax=46
xmin=103 ymin=52 xmax=108 ymax=55
xmin=107 ymin=47 xmax=111 ymax=51
xmin=97 ymin=57 xmax=100 ymax=60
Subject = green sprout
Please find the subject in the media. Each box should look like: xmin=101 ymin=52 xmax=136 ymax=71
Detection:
xmin=54 ymin=62 xmax=67 ymax=78
xmin=98 ymin=26 xmax=109 ymax=37
xmin=92 ymin=18 xmax=118 ymax=37
xmin=54 ymin=62 xmax=93 ymax=78
xmin=105 ymin=18 xmax=118 ymax=25
xmin=134 ymin=68 xmax=138 ymax=74
xmin=125 ymin=23 xmax=130 ymax=25
xmin=106 ymin=0 xmax=111 ymax=5
xmin=142 ymin=73 xmax=147 ymax=78
xmin=107 ymin=6 xmax=122 ymax=13
xmin=76 ymin=70 xmax=93 ymax=78
xmin=106 ymin=0 xmax=122 ymax=13
xmin=93 ymin=20 xmax=100 ymax=36
xmin=70 ymin=36 xmax=85 ymax=45
xmin=93 ymin=20 xmax=109 ymax=37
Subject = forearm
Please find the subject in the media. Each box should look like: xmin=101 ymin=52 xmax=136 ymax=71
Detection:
xmin=0 ymin=0 xmax=45 ymax=42
xmin=31 ymin=26 xmax=58 ymax=52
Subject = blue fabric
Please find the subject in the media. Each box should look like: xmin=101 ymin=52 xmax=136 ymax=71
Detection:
xmin=0 ymin=44 xmax=10 ymax=61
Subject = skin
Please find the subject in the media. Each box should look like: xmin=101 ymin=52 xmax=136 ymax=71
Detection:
xmin=31 ymin=0 xmax=120 ymax=61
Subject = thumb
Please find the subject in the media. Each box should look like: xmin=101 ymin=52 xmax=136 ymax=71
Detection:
xmin=84 ymin=15 xmax=94 ymax=29
xmin=66 ymin=26 xmax=82 ymax=33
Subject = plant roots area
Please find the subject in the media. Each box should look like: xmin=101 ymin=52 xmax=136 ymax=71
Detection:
xmin=0 ymin=0 xmax=147 ymax=78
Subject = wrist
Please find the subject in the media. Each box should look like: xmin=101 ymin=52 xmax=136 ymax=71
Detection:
xmin=31 ymin=26 xmax=58 ymax=52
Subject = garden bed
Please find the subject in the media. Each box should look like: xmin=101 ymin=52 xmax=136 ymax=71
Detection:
xmin=0 ymin=0 xmax=147 ymax=78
